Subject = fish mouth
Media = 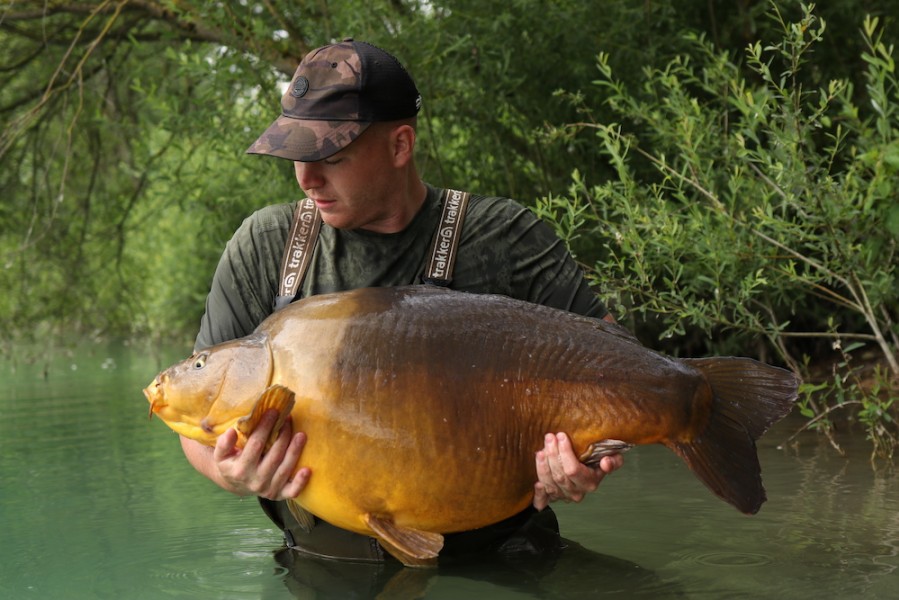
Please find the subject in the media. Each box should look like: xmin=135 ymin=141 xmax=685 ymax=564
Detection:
xmin=143 ymin=376 xmax=166 ymax=418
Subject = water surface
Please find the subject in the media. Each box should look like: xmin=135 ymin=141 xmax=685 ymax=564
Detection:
xmin=1 ymin=345 xmax=896 ymax=598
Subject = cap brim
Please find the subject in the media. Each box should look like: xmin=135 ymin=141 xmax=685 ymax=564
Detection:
xmin=246 ymin=115 xmax=371 ymax=162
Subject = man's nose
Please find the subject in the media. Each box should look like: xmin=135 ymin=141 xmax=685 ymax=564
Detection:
xmin=295 ymin=161 xmax=324 ymax=190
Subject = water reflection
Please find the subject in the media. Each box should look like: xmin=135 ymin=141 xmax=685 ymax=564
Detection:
xmin=768 ymin=436 xmax=899 ymax=599
xmin=273 ymin=538 xmax=676 ymax=599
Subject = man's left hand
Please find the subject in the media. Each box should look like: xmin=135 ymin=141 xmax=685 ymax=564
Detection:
xmin=533 ymin=432 xmax=624 ymax=510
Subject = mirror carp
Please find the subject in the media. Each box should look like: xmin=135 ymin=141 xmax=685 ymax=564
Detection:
xmin=144 ymin=286 xmax=799 ymax=566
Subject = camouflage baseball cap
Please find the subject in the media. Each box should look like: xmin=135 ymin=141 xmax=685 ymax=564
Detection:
xmin=246 ymin=39 xmax=422 ymax=162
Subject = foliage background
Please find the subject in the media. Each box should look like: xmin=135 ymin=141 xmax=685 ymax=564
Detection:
xmin=2 ymin=1 xmax=897 ymax=449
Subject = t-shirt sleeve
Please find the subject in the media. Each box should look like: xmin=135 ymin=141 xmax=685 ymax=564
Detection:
xmin=457 ymin=196 xmax=608 ymax=319
xmin=194 ymin=204 xmax=292 ymax=351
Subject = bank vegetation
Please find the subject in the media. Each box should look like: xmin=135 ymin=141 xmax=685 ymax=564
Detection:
xmin=1 ymin=1 xmax=896 ymax=456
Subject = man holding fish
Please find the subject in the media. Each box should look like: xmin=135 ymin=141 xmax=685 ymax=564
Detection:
xmin=180 ymin=39 xmax=623 ymax=562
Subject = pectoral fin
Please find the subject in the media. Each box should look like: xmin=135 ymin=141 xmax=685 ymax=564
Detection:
xmin=286 ymin=499 xmax=316 ymax=533
xmin=364 ymin=513 xmax=443 ymax=568
xmin=233 ymin=384 xmax=296 ymax=449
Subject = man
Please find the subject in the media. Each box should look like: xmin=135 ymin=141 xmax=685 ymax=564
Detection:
xmin=181 ymin=39 xmax=623 ymax=563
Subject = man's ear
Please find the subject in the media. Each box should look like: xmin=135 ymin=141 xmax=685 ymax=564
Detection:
xmin=390 ymin=124 xmax=416 ymax=167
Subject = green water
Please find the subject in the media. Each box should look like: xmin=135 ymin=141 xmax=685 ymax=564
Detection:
xmin=1 ymin=345 xmax=897 ymax=599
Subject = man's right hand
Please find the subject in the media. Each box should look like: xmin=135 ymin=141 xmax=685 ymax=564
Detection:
xmin=180 ymin=409 xmax=310 ymax=500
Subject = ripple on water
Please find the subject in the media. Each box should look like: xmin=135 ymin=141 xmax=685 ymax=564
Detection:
xmin=142 ymin=526 xmax=282 ymax=598
xmin=675 ymin=550 xmax=773 ymax=568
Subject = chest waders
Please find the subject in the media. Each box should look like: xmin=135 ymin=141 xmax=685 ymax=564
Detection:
xmin=273 ymin=189 xmax=470 ymax=312
xmin=261 ymin=189 xmax=560 ymax=563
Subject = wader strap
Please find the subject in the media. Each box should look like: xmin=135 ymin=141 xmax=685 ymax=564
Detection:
xmin=274 ymin=198 xmax=322 ymax=312
xmin=273 ymin=188 xmax=468 ymax=311
xmin=422 ymin=189 xmax=470 ymax=286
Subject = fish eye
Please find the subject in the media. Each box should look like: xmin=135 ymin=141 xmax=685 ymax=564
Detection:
xmin=193 ymin=354 xmax=208 ymax=369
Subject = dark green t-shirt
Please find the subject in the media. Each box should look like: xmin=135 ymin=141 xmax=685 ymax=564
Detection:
xmin=195 ymin=184 xmax=606 ymax=350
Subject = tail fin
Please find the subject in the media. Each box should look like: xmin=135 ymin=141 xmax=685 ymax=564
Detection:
xmin=667 ymin=357 xmax=799 ymax=515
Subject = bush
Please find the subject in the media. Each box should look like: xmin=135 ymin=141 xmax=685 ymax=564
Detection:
xmin=539 ymin=2 xmax=899 ymax=457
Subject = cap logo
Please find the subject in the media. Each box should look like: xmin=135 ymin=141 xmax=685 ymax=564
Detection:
xmin=290 ymin=76 xmax=309 ymax=98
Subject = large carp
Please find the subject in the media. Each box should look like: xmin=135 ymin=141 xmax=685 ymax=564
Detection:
xmin=144 ymin=286 xmax=799 ymax=566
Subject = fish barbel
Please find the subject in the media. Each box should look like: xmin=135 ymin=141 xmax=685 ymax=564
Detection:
xmin=143 ymin=286 xmax=799 ymax=566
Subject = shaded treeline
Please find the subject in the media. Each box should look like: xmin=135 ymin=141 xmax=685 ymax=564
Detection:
xmin=1 ymin=1 xmax=896 ymax=451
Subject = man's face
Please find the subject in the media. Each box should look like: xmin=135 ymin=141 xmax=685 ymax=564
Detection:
xmin=293 ymin=124 xmax=404 ymax=232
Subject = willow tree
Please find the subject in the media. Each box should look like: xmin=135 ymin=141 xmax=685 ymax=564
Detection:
xmin=2 ymin=0 xmax=894 ymax=360
xmin=0 ymin=1 xmax=409 ymax=354
xmin=0 ymin=0 xmax=687 ymax=352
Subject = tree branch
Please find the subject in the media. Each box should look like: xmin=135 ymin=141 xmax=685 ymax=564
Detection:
xmin=3 ymin=0 xmax=306 ymax=74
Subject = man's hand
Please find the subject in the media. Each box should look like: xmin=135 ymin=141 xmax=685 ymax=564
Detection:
xmin=181 ymin=409 xmax=310 ymax=500
xmin=533 ymin=432 xmax=623 ymax=510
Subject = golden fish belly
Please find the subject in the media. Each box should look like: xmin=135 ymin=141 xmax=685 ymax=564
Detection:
xmin=260 ymin=286 xmax=709 ymax=534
